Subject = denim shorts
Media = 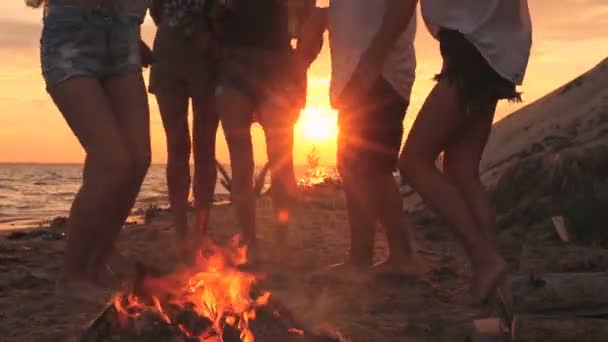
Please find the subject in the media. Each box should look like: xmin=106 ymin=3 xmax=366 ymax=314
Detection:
xmin=435 ymin=28 xmax=521 ymax=114
xmin=216 ymin=46 xmax=306 ymax=124
xmin=40 ymin=5 xmax=142 ymax=89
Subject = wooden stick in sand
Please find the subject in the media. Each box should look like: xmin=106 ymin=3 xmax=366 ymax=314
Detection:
xmin=511 ymin=315 xmax=608 ymax=342
xmin=512 ymin=272 xmax=608 ymax=316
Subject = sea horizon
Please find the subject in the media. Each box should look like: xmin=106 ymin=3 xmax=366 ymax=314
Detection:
xmin=0 ymin=163 xmax=338 ymax=231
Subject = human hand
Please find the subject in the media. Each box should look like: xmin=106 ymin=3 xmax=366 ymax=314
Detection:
xmin=295 ymin=7 xmax=327 ymax=69
xmin=337 ymin=47 xmax=385 ymax=109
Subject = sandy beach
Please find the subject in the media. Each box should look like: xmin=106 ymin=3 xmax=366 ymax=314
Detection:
xmin=2 ymin=58 xmax=608 ymax=342
xmin=0 ymin=189 xmax=494 ymax=342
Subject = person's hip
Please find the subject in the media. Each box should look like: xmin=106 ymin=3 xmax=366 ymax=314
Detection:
xmin=216 ymin=46 xmax=306 ymax=111
xmin=40 ymin=4 xmax=142 ymax=89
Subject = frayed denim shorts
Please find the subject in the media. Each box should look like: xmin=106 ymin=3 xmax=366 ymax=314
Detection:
xmin=40 ymin=4 xmax=142 ymax=90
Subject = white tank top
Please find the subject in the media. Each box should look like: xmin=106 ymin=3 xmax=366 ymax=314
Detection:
xmin=328 ymin=0 xmax=416 ymax=105
xmin=422 ymin=0 xmax=532 ymax=85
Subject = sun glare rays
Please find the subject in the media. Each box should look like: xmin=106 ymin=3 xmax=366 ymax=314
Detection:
xmin=296 ymin=107 xmax=339 ymax=144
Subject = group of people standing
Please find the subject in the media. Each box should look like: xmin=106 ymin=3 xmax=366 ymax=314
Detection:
xmin=38 ymin=0 xmax=532 ymax=306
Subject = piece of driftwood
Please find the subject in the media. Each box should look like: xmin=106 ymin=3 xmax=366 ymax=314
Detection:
xmin=511 ymin=315 xmax=608 ymax=342
xmin=518 ymin=244 xmax=608 ymax=274
xmin=512 ymin=273 xmax=608 ymax=316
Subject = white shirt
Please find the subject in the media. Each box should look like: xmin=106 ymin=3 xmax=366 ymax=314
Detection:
xmin=328 ymin=0 xmax=416 ymax=105
xmin=422 ymin=0 xmax=532 ymax=85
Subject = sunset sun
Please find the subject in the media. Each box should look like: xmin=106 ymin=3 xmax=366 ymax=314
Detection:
xmin=297 ymin=107 xmax=339 ymax=143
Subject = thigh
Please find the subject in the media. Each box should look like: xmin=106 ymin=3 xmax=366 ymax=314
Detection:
xmin=191 ymin=89 xmax=219 ymax=161
xmin=402 ymin=80 xmax=468 ymax=163
xmin=216 ymin=85 xmax=255 ymax=139
xmin=155 ymin=82 xmax=191 ymax=143
xmin=259 ymin=100 xmax=296 ymax=176
xmin=444 ymin=101 xmax=497 ymax=176
xmin=49 ymin=77 xmax=128 ymax=165
xmin=215 ymin=86 xmax=256 ymax=182
xmin=103 ymin=72 xmax=151 ymax=165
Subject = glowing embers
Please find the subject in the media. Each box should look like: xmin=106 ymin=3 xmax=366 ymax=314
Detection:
xmin=80 ymin=236 xmax=344 ymax=342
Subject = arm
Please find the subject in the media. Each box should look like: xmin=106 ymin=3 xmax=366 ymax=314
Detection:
xmin=295 ymin=7 xmax=328 ymax=68
xmin=368 ymin=0 xmax=418 ymax=61
xmin=336 ymin=0 xmax=417 ymax=108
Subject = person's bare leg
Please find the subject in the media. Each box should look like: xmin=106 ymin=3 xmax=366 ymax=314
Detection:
xmin=328 ymin=128 xmax=376 ymax=274
xmin=339 ymin=167 xmax=375 ymax=268
xmin=216 ymin=87 xmax=257 ymax=247
xmin=443 ymin=102 xmax=498 ymax=248
xmin=259 ymin=105 xmax=299 ymax=248
xmin=192 ymin=92 xmax=219 ymax=240
xmin=155 ymin=84 xmax=191 ymax=238
xmin=49 ymin=77 xmax=136 ymax=291
xmin=366 ymin=171 xmax=424 ymax=276
xmin=399 ymin=80 xmax=506 ymax=303
xmin=100 ymin=72 xmax=151 ymax=274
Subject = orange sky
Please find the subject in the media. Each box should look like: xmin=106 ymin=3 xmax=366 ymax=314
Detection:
xmin=0 ymin=1 xmax=607 ymax=165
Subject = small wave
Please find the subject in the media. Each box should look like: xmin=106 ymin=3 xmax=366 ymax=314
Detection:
xmin=0 ymin=184 xmax=18 ymax=191
xmin=49 ymin=192 xmax=75 ymax=197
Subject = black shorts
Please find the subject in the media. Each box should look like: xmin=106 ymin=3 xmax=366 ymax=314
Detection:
xmin=436 ymin=28 xmax=521 ymax=114
xmin=337 ymin=78 xmax=407 ymax=175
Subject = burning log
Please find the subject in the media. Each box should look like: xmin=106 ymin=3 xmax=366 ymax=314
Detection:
xmin=80 ymin=238 xmax=343 ymax=342
xmin=512 ymin=273 xmax=608 ymax=316
xmin=511 ymin=315 xmax=608 ymax=342
xmin=80 ymin=298 xmax=343 ymax=342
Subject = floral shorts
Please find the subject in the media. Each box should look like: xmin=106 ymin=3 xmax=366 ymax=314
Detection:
xmin=40 ymin=4 xmax=142 ymax=89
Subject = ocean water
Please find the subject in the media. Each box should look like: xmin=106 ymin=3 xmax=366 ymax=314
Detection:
xmin=0 ymin=163 xmax=336 ymax=230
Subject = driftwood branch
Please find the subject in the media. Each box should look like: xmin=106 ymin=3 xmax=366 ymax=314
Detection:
xmin=216 ymin=161 xmax=233 ymax=193
xmin=511 ymin=315 xmax=608 ymax=342
xmin=216 ymin=161 xmax=270 ymax=197
xmin=253 ymin=162 xmax=270 ymax=197
xmin=512 ymin=272 xmax=608 ymax=316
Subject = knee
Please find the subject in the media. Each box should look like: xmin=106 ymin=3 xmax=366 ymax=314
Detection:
xmin=132 ymin=151 xmax=151 ymax=183
xmin=398 ymin=148 xmax=436 ymax=182
xmin=167 ymin=135 xmax=191 ymax=163
xmin=443 ymin=159 xmax=479 ymax=188
xmin=91 ymin=150 xmax=134 ymax=188
xmin=96 ymin=149 xmax=149 ymax=188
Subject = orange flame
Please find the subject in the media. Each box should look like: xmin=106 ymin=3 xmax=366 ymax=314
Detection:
xmin=113 ymin=235 xmax=269 ymax=341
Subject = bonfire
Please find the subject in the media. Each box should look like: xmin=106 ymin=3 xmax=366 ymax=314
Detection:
xmin=79 ymin=236 xmax=343 ymax=342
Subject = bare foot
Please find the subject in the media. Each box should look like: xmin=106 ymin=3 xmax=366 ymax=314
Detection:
xmin=372 ymin=254 xmax=430 ymax=279
xmin=55 ymin=273 xmax=115 ymax=305
xmin=103 ymin=250 xmax=137 ymax=284
xmin=471 ymin=256 xmax=508 ymax=305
